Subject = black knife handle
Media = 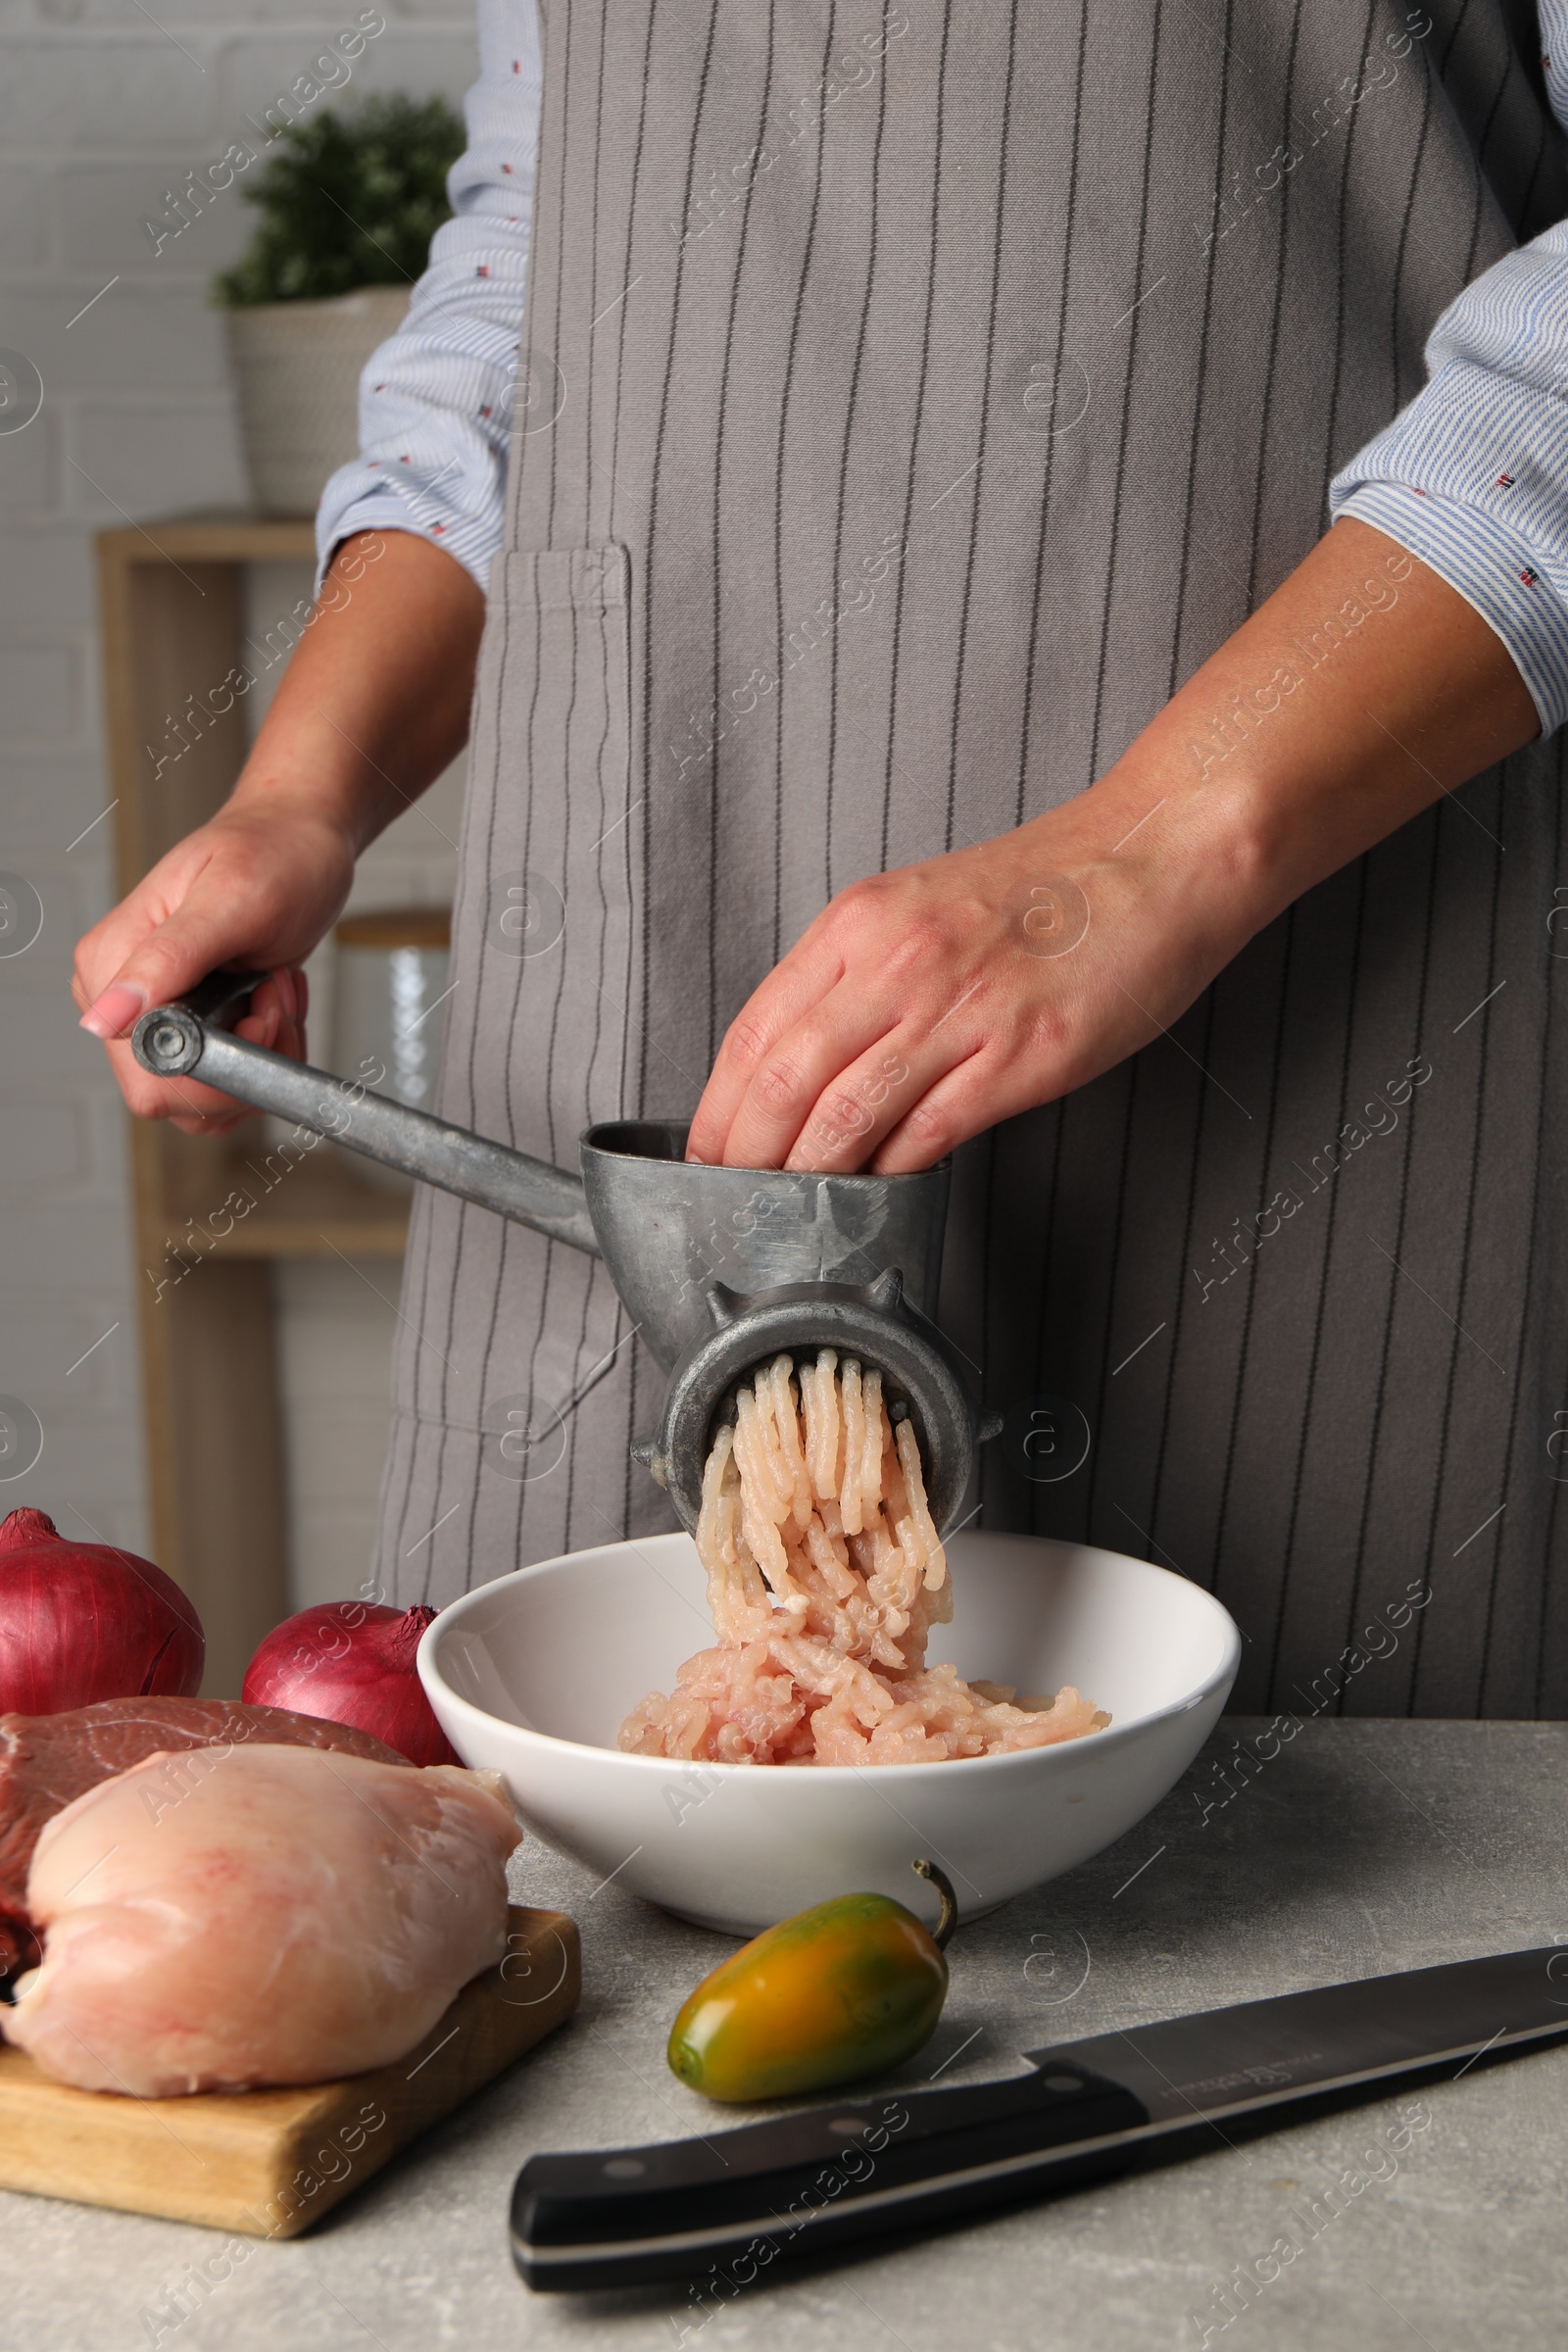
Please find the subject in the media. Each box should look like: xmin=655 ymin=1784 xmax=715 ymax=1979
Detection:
xmin=511 ymin=2061 xmax=1150 ymax=2291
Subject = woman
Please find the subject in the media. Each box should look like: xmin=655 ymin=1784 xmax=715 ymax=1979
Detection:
xmin=76 ymin=2 xmax=1568 ymax=1714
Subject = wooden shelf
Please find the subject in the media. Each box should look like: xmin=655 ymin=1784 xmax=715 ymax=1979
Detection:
xmin=97 ymin=513 xmax=318 ymax=564
xmin=97 ymin=518 xmax=410 ymax=1696
xmin=154 ymin=1134 xmax=412 ymax=1260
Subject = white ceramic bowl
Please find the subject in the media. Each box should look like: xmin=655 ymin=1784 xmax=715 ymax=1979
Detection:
xmin=418 ymin=1531 xmax=1240 ymax=1937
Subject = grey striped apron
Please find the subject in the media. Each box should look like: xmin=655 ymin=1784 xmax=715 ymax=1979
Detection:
xmin=373 ymin=0 xmax=1568 ymax=1719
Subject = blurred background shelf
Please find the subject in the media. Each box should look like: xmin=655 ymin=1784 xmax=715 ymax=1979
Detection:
xmin=97 ymin=517 xmax=446 ymax=1695
xmin=153 ymin=1140 xmax=412 ymax=1259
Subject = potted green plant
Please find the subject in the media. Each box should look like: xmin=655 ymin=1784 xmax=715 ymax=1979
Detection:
xmin=216 ymin=95 xmax=465 ymax=516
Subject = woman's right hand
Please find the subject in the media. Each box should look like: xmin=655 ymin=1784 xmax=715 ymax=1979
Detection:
xmin=73 ymin=800 xmax=355 ymax=1135
xmin=73 ymin=529 xmax=489 ymax=1138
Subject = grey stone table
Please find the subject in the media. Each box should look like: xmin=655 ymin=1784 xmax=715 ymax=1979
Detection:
xmin=6 ymin=1719 xmax=1567 ymax=2352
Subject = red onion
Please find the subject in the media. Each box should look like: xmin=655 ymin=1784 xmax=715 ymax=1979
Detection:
xmin=241 ymin=1601 xmax=458 ymax=1767
xmin=0 ymin=1508 xmax=204 ymax=1715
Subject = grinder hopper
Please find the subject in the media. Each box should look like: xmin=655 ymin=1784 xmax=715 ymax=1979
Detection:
xmin=131 ymin=974 xmax=995 ymax=1534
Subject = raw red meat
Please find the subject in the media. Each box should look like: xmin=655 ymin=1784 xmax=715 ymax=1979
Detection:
xmin=0 ymin=1697 xmax=411 ymax=1985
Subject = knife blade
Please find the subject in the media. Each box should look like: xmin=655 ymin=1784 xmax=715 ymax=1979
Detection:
xmin=511 ymin=1943 xmax=1568 ymax=2290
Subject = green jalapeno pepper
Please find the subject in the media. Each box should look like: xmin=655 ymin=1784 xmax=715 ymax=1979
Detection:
xmin=667 ymin=1858 xmax=956 ymax=2102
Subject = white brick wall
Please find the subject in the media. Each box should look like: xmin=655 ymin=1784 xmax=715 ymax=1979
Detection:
xmin=0 ymin=2 xmax=478 ymax=1592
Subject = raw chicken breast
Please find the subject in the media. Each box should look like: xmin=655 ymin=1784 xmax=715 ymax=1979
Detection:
xmin=1 ymin=1744 xmax=520 ymax=2096
xmin=0 ymin=1697 xmax=413 ymax=1985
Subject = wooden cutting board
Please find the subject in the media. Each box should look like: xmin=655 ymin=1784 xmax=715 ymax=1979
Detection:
xmin=0 ymin=1905 xmax=578 ymax=2237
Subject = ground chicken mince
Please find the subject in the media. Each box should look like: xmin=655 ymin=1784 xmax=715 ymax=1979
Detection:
xmin=618 ymin=1350 xmax=1109 ymax=1765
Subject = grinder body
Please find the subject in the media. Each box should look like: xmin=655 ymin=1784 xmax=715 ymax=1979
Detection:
xmin=131 ymin=980 xmax=992 ymax=1532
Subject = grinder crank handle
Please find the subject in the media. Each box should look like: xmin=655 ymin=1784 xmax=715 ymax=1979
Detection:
xmin=175 ymin=967 xmax=273 ymax=1028
xmin=129 ymin=974 xmax=600 ymax=1256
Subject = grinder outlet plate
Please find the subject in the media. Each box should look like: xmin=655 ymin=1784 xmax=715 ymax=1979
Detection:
xmin=640 ymin=1271 xmax=985 ymax=1537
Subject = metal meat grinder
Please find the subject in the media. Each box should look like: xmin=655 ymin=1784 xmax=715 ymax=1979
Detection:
xmin=131 ymin=974 xmax=997 ymax=1533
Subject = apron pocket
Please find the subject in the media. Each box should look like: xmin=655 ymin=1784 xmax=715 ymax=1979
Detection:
xmin=453 ymin=540 xmax=639 ymax=1147
xmin=495 ymin=540 xmax=632 ymax=832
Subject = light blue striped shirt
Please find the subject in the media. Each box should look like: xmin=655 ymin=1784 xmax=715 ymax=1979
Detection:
xmin=318 ymin=0 xmax=1568 ymax=734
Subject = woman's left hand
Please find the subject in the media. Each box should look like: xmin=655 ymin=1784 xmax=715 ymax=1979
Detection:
xmin=685 ymin=519 xmax=1540 ymax=1175
xmin=684 ymin=777 xmax=1259 ymax=1175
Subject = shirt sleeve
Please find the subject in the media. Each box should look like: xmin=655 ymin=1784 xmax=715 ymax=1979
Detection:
xmin=1330 ymin=11 xmax=1568 ymax=735
xmin=313 ymin=0 xmax=542 ymax=597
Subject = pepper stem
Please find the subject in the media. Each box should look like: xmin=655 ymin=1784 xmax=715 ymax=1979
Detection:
xmin=911 ymin=1857 xmax=956 ymax=1948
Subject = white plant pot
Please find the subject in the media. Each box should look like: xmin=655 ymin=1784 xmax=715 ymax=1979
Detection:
xmin=224 ymin=286 xmax=410 ymax=517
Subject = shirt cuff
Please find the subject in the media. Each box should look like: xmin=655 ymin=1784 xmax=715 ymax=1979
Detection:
xmin=315 ymin=474 xmax=500 ymax=600
xmin=1331 ymin=481 xmax=1568 ymax=737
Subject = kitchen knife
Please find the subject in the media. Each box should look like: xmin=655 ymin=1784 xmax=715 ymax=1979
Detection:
xmin=512 ymin=1943 xmax=1568 ymax=2290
